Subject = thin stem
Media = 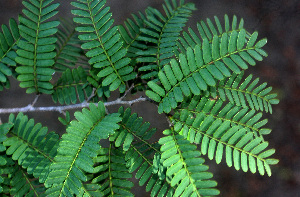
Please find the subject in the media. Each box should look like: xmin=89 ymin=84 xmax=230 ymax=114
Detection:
xmin=31 ymin=94 xmax=40 ymax=107
xmin=86 ymin=88 xmax=96 ymax=102
xmin=0 ymin=97 xmax=148 ymax=114
xmin=119 ymin=84 xmax=134 ymax=101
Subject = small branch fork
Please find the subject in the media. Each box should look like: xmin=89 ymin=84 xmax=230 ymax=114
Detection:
xmin=0 ymin=96 xmax=149 ymax=115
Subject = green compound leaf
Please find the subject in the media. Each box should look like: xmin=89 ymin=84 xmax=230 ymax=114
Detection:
xmin=112 ymin=107 xmax=176 ymax=196
xmin=54 ymin=19 xmax=86 ymax=72
xmin=4 ymin=113 xmax=60 ymax=183
xmin=0 ymin=18 xmax=20 ymax=91
xmin=159 ymin=129 xmax=219 ymax=196
xmin=110 ymin=106 xmax=157 ymax=152
xmin=16 ymin=0 xmax=60 ymax=94
xmin=136 ymin=0 xmax=196 ymax=80
xmin=72 ymin=0 xmax=136 ymax=93
xmin=52 ymin=66 xmax=94 ymax=105
xmin=91 ymin=145 xmax=134 ymax=196
xmin=171 ymin=96 xmax=278 ymax=176
xmin=146 ymin=24 xmax=268 ymax=113
xmin=45 ymin=102 xmax=121 ymax=196
xmin=177 ymin=15 xmax=246 ymax=55
xmin=215 ymin=71 xmax=279 ymax=113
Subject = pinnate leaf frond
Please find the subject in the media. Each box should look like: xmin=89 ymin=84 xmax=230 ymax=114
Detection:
xmin=0 ymin=18 xmax=20 ymax=91
xmin=146 ymin=27 xmax=268 ymax=113
xmin=159 ymin=129 xmax=219 ymax=196
xmin=54 ymin=19 xmax=86 ymax=72
xmin=52 ymin=66 xmax=94 ymax=105
xmin=110 ymin=106 xmax=158 ymax=152
xmin=71 ymin=0 xmax=136 ymax=93
xmin=119 ymin=12 xmax=148 ymax=59
xmin=3 ymin=113 xmax=59 ymax=183
xmin=91 ymin=144 xmax=134 ymax=196
xmin=16 ymin=0 xmax=60 ymax=94
xmin=45 ymin=102 xmax=121 ymax=196
xmin=7 ymin=166 xmax=45 ymax=196
xmin=115 ymin=108 xmax=175 ymax=196
xmin=177 ymin=14 xmax=247 ymax=53
xmin=171 ymin=96 xmax=278 ymax=176
xmin=0 ymin=123 xmax=14 ymax=194
xmin=137 ymin=0 xmax=196 ymax=80
xmin=126 ymin=145 xmax=175 ymax=197
xmin=215 ymin=71 xmax=279 ymax=113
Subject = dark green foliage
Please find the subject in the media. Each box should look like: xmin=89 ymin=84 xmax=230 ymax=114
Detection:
xmin=71 ymin=0 xmax=136 ymax=93
xmin=87 ymin=69 xmax=111 ymax=101
xmin=5 ymin=166 xmax=46 ymax=197
xmin=146 ymin=30 xmax=270 ymax=113
xmin=5 ymin=113 xmax=59 ymax=183
xmin=0 ymin=156 xmax=16 ymax=196
xmin=16 ymin=0 xmax=60 ymax=94
xmin=113 ymin=107 xmax=177 ymax=196
xmin=91 ymin=144 xmax=134 ymax=196
xmin=52 ymin=66 xmax=94 ymax=104
xmin=159 ymin=129 xmax=219 ymax=196
xmin=215 ymin=71 xmax=279 ymax=114
xmin=136 ymin=0 xmax=196 ymax=80
xmin=0 ymin=123 xmax=14 ymax=194
xmin=45 ymin=102 xmax=121 ymax=196
xmin=176 ymin=15 xmax=246 ymax=53
xmin=0 ymin=0 xmax=280 ymax=196
xmin=78 ymin=183 xmax=101 ymax=197
xmin=54 ymin=19 xmax=85 ymax=72
xmin=118 ymin=12 xmax=147 ymax=59
xmin=171 ymin=96 xmax=278 ymax=176
xmin=125 ymin=145 xmax=175 ymax=197
xmin=110 ymin=106 xmax=157 ymax=151
xmin=0 ymin=18 xmax=20 ymax=91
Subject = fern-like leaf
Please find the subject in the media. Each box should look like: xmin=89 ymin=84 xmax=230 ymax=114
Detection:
xmin=0 ymin=156 xmax=15 ymax=196
xmin=171 ymin=96 xmax=278 ymax=176
xmin=15 ymin=0 xmax=60 ymax=94
xmin=54 ymin=19 xmax=86 ymax=72
xmin=78 ymin=183 xmax=101 ymax=197
xmin=8 ymin=166 xmax=45 ymax=196
xmin=1 ymin=157 xmax=45 ymax=196
xmin=215 ymin=71 xmax=279 ymax=113
xmin=45 ymin=102 xmax=121 ymax=196
xmin=0 ymin=123 xmax=13 ymax=194
xmin=146 ymin=28 xmax=268 ymax=113
xmin=159 ymin=129 xmax=219 ymax=196
xmin=137 ymin=0 xmax=195 ymax=79
xmin=0 ymin=18 xmax=20 ymax=91
xmin=52 ymin=66 xmax=94 ymax=104
xmin=176 ymin=96 xmax=272 ymax=138
xmin=3 ymin=113 xmax=60 ymax=183
xmin=91 ymin=144 xmax=134 ymax=196
xmin=119 ymin=12 xmax=148 ymax=59
xmin=110 ymin=106 xmax=157 ymax=151
xmin=126 ymin=145 xmax=176 ymax=197
xmin=112 ymin=107 xmax=176 ymax=196
xmin=71 ymin=0 xmax=136 ymax=93
xmin=176 ymin=14 xmax=247 ymax=53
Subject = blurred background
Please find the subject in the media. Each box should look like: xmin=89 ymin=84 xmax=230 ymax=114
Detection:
xmin=0 ymin=0 xmax=299 ymax=196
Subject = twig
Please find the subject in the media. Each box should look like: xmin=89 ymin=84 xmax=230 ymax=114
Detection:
xmin=0 ymin=97 xmax=148 ymax=114
xmin=165 ymin=115 xmax=174 ymax=127
xmin=119 ymin=84 xmax=134 ymax=101
xmin=31 ymin=95 xmax=40 ymax=107
xmin=86 ymin=88 xmax=96 ymax=102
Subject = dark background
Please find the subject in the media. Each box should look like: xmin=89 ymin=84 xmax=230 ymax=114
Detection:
xmin=0 ymin=0 xmax=299 ymax=196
